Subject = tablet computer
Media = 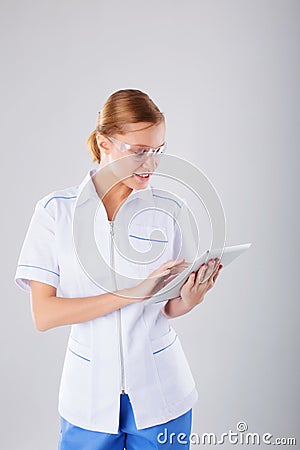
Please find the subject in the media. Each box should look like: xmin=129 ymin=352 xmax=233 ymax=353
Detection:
xmin=144 ymin=242 xmax=251 ymax=305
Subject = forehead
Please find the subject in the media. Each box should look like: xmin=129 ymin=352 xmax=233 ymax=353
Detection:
xmin=118 ymin=121 xmax=166 ymax=146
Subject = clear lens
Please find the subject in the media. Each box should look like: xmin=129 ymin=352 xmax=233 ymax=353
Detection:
xmin=131 ymin=147 xmax=150 ymax=156
xmin=107 ymin=136 xmax=166 ymax=160
xmin=131 ymin=145 xmax=166 ymax=161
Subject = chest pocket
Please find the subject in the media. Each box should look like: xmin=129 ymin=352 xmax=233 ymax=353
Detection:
xmin=128 ymin=224 xmax=171 ymax=277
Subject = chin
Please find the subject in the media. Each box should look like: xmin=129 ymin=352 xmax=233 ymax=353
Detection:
xmin=123 ymin=175 xmax=150 ymax=190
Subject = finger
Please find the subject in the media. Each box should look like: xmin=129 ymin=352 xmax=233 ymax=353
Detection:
xmin=211 ymin=262 xmax=221 ymax=275
xmin=151 ymin=268 xmax=171 ymax=278
xmin=160 ymin=269 xmax=171 ymax=276
xmin=207 ymin=259 xmax=217 ymax=278
xmin=165 ymin=274 xmax=180 ymax=284
xmin=160 ymin=274 xmax=178 ymax=288
xmin=212 ymin=271 xmax=219 ymax=283
xmin=188 ymin=272 xmax=196 ymax=285
xmin=174 ymin=261 xmax=190 ymax=268
xmin=201 ymin=260 xmax=215 ymax=283
xmin=212 ymin=258 xmax=221 ymax=272
xmin=212 ymin=265 xmax=223 ymax=282
xmin=152 ymin=259 xmax=185 ymax=277
xmin=196 ymin=264 xmax=207 ymax=284
xmin=154 ymin=260 xmax=189 ymax=278
xmin=165 ymin=258 xmax=185 ymax=269
xmin=171 ymin=262 xmax=190 ymax=273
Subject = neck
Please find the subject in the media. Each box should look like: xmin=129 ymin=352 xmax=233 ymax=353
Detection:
xmin=92 ymin=164 xmax=133 ymax=211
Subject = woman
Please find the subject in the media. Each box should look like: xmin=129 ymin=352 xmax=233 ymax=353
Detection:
xmin=15 ymin=89 xmax=222 ymax=449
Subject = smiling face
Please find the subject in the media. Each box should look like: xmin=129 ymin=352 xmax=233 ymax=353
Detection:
xmin=96 ymin=121 xmax=166 ymax=192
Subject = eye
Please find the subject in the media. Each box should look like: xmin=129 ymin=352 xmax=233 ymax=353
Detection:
xmin=132 ymin=147 xmax=148 ymax=156
xmin=155 ymin=146 xmax=164 ymax=155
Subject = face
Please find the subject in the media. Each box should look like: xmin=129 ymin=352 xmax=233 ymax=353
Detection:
xmin=96 ymin=121 xmax=166 ymax=191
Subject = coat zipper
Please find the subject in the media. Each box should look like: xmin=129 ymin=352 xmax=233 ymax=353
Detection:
xmin=109 ymin=220 xmax=126 ymax=395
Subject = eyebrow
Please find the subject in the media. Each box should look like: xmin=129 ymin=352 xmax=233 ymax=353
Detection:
xmin=131 ymin=141 xmax=165 ymax=148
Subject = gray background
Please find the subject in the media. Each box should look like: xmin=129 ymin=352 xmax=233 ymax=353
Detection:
xmin=1 ymin=0 xmax=299 ymax=448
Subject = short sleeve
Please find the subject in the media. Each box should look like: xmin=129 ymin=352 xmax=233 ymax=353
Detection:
xmin=173 ymin=198 xmax=200 ymax=264
xmin=14 ymin=200 xmax=60 ymax=293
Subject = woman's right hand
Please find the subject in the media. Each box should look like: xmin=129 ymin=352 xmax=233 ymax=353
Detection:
xmin=129 ymin=258 xmax=190 ymax=302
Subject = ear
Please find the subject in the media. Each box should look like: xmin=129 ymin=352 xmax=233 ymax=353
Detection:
xmin=96 ymin=133 xmax=109 ymax=153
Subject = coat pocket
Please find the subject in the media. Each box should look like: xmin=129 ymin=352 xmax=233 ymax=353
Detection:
xmin=58 ymin=336 xmax=92 ymax=414
xmin=128 ymin=224 xmax=170 ymax=277
xmin=150 ymin=327 xmax=196 ymax=405
xmin=68 ymin=336 xmax=92 ymax=362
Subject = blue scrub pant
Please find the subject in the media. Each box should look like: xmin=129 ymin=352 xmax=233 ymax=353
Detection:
xmin=58 ymin=393 xmax=192 ymax=449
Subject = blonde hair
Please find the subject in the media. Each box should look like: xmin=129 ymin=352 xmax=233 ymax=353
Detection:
xmin=86 ymin=89 xmax=165 ymax=164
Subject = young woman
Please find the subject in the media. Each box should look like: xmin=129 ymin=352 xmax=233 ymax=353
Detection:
xmin=15 ymin=89 xmax=222 ymax=450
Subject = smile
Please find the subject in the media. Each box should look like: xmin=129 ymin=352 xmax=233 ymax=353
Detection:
xmin=133 ymin=172 xmax=151 ymax=181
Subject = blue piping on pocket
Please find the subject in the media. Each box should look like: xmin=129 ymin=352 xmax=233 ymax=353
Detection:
xmin=153 ymin=335 xmax=178 ymax=355
xmin=68 ymin=347 xmax=91 ymax=362
xmin=129 ymin=234 xmax=168 ymax=243
xmin=152 ymin=194 xmax=182 ymax=209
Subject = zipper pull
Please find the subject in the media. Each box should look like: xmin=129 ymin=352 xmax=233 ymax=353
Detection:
xmin=109 ymin=221 xmax=114 ymax=235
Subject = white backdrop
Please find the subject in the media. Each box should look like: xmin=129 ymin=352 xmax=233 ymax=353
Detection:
xmin=1 ymin=0 xmax=299 ymax=448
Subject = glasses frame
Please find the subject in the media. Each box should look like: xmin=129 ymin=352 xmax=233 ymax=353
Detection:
xmin=106 ymin=135 xmax=167 ymax=160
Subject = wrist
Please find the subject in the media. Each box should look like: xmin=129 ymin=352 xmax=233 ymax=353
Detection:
xmin=180 ymin=298 xmax=194 ymax=313
xmin=163 ymin=295 xmax=193 ymax=319
xmin=109 ymin=288 xmax=138 ymax=307
xmin=120 ymin=285 xmax=146 ymax=303
xmin=181 ymin=295 xmax=203 ymax=311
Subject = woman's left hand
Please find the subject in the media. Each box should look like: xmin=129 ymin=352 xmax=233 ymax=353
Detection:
xmin=180 ymin=258 xmax=223 ymax=310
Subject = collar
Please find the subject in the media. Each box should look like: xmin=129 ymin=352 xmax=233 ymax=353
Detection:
xmin=76 ymin=167 xmax=155 ymax=208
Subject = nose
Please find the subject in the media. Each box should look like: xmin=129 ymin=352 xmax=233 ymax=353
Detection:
xmin=140 ymin=152 xmax=158 ymax=172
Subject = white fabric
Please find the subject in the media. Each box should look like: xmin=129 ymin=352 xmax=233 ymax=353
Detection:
xmin=14 ymin=167 xmax=199 ymax=433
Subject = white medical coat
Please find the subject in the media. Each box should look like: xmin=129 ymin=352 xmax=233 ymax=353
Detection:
xmin=14 ymin=167 xmax=199 ymax=433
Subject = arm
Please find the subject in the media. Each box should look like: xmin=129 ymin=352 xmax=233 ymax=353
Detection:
xmin=30 ymin=280 xmax=139 ymax=332
xmin=30 ymin=259 xmax=186 ymax=332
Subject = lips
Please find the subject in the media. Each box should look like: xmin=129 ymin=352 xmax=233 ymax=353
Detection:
xmin=133 ymin=172 xmax=151 ymax=181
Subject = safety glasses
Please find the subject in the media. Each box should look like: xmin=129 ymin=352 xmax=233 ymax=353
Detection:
xmin=106 ymin=135 xmax=167 ymax=162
